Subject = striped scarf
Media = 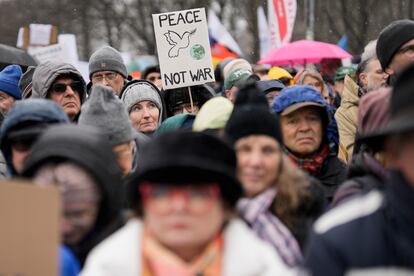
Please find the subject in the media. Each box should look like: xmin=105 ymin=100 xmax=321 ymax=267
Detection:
xmin=237 ymin=188 xmax=303 ymax=267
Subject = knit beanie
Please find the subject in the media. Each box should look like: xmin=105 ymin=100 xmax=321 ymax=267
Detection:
xmin=78 ymin=84 xmax=134 ymax=146
xmin=120 ymin=80 xmax=162 ymax=116
xmin=89 ymin=46 xmax=128 ymax=79
xmin=0 ymin=65 xmax=22 ymax=99
xmin=376 ymin=19 xmax=414 ymax=70
xmin=224 ymin=82 xmax=283 ymax=144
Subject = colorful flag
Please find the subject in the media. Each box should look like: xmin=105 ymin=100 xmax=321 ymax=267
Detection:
xmin=268 ymin=0 xmax=297 ymax=49
xmin=208 ymin=9 xmax=243 ymax=56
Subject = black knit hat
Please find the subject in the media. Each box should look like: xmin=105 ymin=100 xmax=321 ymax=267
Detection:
xmin=224 ymin=82 xmax=283 ymax=144
xmin=376 ymin=19 xmax=414 ymax=70
xmin=163 ymin=84 xmax=214 ymax=117
xmin=127 ymin=131 xmax=243 ymax=210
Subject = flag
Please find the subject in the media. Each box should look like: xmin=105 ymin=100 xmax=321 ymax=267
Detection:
xmin=268 ymin=0 xmax=297 ymax=49
xmin=257 ymin=6 xmax=272 ymax=59
xmin=208 ymin=9 xmax=243 ymax=56
xmin=337 ymin=34 xmax=348 ymax=51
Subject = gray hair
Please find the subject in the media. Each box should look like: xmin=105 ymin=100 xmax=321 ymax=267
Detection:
xmin=361 ymin=40 xmax=378 ymax=63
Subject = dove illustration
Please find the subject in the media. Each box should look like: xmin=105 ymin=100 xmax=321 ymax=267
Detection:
xmin=164 ymin=29 xmax=197 ymax=58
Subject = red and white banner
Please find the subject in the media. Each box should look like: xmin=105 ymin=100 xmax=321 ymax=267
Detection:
xmin=268 ymin=0 xmax=297 ymax=49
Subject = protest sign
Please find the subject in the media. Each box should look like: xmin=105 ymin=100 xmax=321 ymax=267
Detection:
xmin=0 ymin=181 xmax=60 ymax=275
xmin=153 ymin=8 xmax=215 ymax=90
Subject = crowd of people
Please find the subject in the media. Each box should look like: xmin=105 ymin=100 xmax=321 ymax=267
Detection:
xmin=1 ymin=19 xmax=414 ymax=276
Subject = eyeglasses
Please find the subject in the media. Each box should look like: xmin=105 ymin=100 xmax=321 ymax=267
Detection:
xmin=139 ymin=182 xmax=220 ymax=215
xmin=51 ymin=82 xmax=83 ymax=93
xmin=92 ymin=72 xmax=119 ymax=82
xmin=172 ymin=103 xmax=199 ymax=115
xmin=147 ymin=76 xmax=161 ymax=82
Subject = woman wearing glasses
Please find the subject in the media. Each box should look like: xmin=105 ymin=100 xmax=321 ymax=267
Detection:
xmin=81 ymin=131 xmax=294 ymax=275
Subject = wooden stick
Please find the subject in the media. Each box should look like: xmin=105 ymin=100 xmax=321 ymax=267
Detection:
xmin=188 ymin=86 xmax=194 ymax=113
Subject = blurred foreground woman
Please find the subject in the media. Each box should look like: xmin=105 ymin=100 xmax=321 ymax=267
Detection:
xmin=81 ymin=131 xmax=294 ymax=275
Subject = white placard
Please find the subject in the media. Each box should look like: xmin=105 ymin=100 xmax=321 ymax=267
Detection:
xmin=16 ymin=27 xmax=24 ymax=48
xmin=152 ymin=8 xmax=215 ymax=90
xmin=28 ymin=44 xmax=67 ymax=64
xmin=29 ymin=24 xmax=52 ymax=46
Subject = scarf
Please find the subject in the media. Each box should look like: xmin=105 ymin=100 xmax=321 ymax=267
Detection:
xmin=142 ymin=228 xmax=223 ymax=276
xmin=237 ymin=188 xmax=303 ymax=267
xmin=285 ymin=144 xmax=330 ymax=177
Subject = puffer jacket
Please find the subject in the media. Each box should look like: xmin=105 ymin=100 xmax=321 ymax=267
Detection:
xmin=31 ymin=61 xmax=87 ymax=103
xmin=272 ymin=85 xmax=346 ymax=201
xmin=335 ymin=75 xmax=359 ymax=163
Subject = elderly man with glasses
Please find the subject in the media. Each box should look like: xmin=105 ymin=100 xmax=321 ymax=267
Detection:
xmin=88 ymin=46 xmax=129 ymax=96
xmin=31 ymin=61 xmax=87 ymax=122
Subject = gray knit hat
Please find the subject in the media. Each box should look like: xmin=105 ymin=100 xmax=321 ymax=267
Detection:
xmin=89 ymin=46 xmax=128 ymax=79
xmin=120 ymin=80 xmax=163 ymax=125
xmin=78 ymin=84 xmax=134 ymax=146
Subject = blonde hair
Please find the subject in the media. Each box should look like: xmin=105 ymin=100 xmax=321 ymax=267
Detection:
xmin=272 ymin=156 xmax=312 ymax=229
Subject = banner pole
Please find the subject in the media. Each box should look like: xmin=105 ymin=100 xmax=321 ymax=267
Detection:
xmin=188 ymin=86 xmax=194 ymax=113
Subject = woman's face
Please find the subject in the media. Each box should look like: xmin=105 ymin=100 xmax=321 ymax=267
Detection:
xmin=280 ymin=106 xmax=323 ymax=157
xmin=129 ymin=100 xmax=160 ymax=133
xmin=303 ymin=76 xmax=323 ymax=94
xmin=235 ymin=135 xmax=282 ymax=197
xmin=33 ymin=162 xmax=101 ymax=246
xmin=141 ymin=182 xmax=225 ymax=260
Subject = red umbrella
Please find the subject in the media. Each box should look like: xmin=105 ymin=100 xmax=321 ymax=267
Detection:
xmin=258 ymin=40 xmax=352 ymax=66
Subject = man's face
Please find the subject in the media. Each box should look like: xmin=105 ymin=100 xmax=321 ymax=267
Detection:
xmin=359 ymin=59 xmax=388 ymax=92
xmin=387 ymin=39 xmax=414 ymax=76
xmin=48 ymin=77 xmax=82 ymax=121
xmin=91 ymin=71 xmax=125 ymax=95
xmin=280 ymin=106 xmax=323 ymax=156
xmin=0 ymin=91 xmax=15 ymax=114
xmin=146 ymin=72 xmax=163 ymax=91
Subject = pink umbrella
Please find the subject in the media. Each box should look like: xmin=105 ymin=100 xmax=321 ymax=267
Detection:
xmin=258 ymin=39 xmax=353 ymax=66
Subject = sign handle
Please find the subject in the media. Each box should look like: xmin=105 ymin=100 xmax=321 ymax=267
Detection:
xmin=188 ymin=86 xmax=194 ymax=113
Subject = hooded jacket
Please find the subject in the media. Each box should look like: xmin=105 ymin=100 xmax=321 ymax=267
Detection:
xmin=31 ymin=61 xmax=87 ymax=103
xmin=0 ymin=99 xmax=69 ymax=176
xmin=22 ymin=124 xmax=124 ymax=266
xmin=335 ymin=75 xmax=360 ymax=163
xmin=272 ymin=86 xmax=346 ymax=200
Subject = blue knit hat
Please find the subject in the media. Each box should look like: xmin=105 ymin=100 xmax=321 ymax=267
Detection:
xmin=0 ymin=65 xmax=22 ymax=99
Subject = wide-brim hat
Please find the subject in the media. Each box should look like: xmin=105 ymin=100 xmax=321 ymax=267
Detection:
xmin=358 ymin=64 xmax=414 ymax=150
xmin=127 ymin=131 xmax=243 ymax=209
